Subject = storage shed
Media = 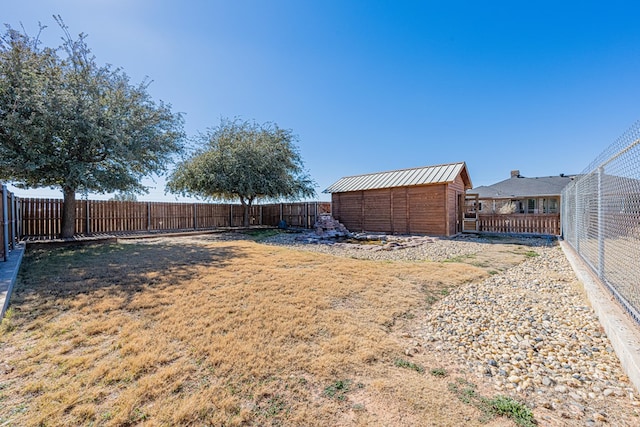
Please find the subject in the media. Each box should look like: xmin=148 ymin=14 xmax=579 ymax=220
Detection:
xmin=324 ymin=162 xmax=472 ymax=236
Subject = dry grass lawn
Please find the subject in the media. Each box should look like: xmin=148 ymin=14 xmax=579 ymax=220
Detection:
xmin=0 ymin=233 xmax=524 ymax=426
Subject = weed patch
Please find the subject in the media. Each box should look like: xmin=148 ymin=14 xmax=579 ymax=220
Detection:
xmin=443 ymin=254 xmax=476 ymax=263
xmin=449 ymin=377 xmax=535 ymax=426
xmin=430 ymin=368 xmax=448 ymax=377
xmin=0 ymin=307 xmax=15 ymax=333
xmin=487 ymin=395 xmax=535 ymax=426
xmin=256 ymin=394 xmax=288 ymax=418
xmin=242 ymin=228 xmax=282 ymax=241
xmin=394 ymin=359 xmax=424 ymax=373
xmin=324 ymin=379 xmax=352 ymax=401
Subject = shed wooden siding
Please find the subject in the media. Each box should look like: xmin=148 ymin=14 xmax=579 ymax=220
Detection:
xmin=329 ymin=162 xmax=472 ymax=236
xmin=332 ymin=183 xmax=455 ymax=235
xmin=447 ymin=174 xmax=467 ymax=236
xmin=364 ymin=189 xmax=391 ymax=232
xmin=408 ymin=185 xmax=446 ymax=235
xmin=334 ymin=192 xmax=363 ymax=231
xmin=391 ymin=188 xmax=407 ymax=234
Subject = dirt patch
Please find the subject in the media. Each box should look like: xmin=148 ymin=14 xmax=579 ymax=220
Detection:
xmin=443 ymin=243 xmax=532 ymax=273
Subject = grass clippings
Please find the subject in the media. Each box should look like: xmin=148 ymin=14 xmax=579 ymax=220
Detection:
xmin=0 ymin=234 xmax=515 ymax=426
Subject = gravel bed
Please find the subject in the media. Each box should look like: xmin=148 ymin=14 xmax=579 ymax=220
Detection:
xmin=263 ymin=231 xmax=541 ymax=262
xmin=415 ymin=245 xmax=639 ymax=425
xmin=262 ymin=231 xmax=639 ymax=425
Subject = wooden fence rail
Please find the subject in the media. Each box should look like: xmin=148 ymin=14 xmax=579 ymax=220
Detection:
xmin=475 ymin=213 xmax=561 ymax=235
xmin=6 ymin=193 xmax=564 ymax=242
xmin=19 ymin=198 xmax=331 ymax=239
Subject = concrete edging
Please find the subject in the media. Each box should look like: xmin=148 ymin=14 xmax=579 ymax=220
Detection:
xmin=560 ymin=240 xmax=640 ymax=393
xmin=0 ymin=242 xmax=26 ymax=319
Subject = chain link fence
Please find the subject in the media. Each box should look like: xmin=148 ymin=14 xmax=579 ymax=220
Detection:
xmin=562 ymin=122 xmax=640 ymax=323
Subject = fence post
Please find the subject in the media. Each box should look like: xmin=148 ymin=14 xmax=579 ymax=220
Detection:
xmin=86 ymin=199 xmax=91 ymax=234
xmin=597 ymin=167 xmax=605 ymax=279
xmin=147 ymin=202 xmax=151 ymax=231
xmin=2 ymin=185 xmax=8 ymax=262
xmin=574 ymin=181 xmax=580 ymax=252
xmin=230 ymin=205 xmax=233 ymax=227
xmin=259 ymin=205 xmax=263 ymax=226
xmin=10 ymin=193 xmax=16 ymax=248
xmin=15 ymin=197 xmax=21 ymax=241
xmin=193 ymin=203 xmax=197 ymax=230
xmin=560 ymin=191 xmax=565 ymax=238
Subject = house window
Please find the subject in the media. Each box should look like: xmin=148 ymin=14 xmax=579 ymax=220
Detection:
xmin=545 ymin=198 xmax=558 ymax=214
xmin=527 ymin=199 xmax=536 ymax=214
xmin=513 ymin=200 xmax=522 ymax=213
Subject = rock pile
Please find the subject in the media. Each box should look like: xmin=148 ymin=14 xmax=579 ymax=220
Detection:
xmin=313 ymin=214 xmax=351 ymax=238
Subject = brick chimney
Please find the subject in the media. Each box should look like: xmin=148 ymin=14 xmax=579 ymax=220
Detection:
xmin=510 ymin=170 xmax=520 ymax=178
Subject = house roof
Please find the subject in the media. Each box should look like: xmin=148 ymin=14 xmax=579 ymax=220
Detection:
xmin=468 ymin=174 xmax=574 ymax=199
xmin=324 ymin=162 xmax=472 ymax=193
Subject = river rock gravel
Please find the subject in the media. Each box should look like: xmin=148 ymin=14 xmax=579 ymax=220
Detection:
xmin=262 ymin=231 xmax=639 ymax=426
xmin=263 ymin=231 xmax=549 ymax=262
xmin=415 ymin=244 xmax=639 ymax=426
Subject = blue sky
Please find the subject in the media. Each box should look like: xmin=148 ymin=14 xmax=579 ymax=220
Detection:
xmin=3 ymin=0 xmax=640 ymax=201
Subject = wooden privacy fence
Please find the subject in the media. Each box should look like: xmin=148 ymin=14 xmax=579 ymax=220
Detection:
xmin=20 ymin=198 xmax=331 ymax=239
xmin=258 ymin=202 xmax=331 ymax=229
xmin=1 ymin=184 xmax=20 ymax=261
xmin=474 ymin=213 xmax=561 ymax=235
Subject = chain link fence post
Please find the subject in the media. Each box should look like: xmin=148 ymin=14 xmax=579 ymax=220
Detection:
xmin=563 ymin=122 xmax=640 ymax=323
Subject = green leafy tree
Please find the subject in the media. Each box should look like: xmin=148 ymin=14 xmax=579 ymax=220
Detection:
xmin=109 ymin=192 xmax=138 ymax=202
xmin=167 ymin=118 xmax=316 ymax=226
xmin=0 ymin=18 xmax=184 ymax=237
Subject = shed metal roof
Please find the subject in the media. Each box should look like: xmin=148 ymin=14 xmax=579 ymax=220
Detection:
xmin=324 ymin=162 xmax=470 ymax=193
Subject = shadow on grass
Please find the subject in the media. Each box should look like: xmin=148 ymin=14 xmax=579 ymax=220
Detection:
xmin=12 ymin=240 xmax=245 ymax=314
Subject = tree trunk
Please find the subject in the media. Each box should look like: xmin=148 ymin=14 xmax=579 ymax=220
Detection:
xmin=243 ymin=207 xmax=250 ymax=227
xmin=61 ymin=187 xmax=76 ymax=238
xmin=239 ymin=197 xmax=248 ymax=227
xmin=239 ymin=197 xmax=254 ymax=228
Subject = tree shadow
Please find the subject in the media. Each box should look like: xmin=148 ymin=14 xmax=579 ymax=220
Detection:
xmin=11 ymin=239 xmax=246 ymax=317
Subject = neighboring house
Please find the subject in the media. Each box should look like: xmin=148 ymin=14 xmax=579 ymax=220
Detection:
xmin=464 ymin=170 xmax=575 ymax=235
xmin=467 ymin=170 xmax=574 ymax=214
xmin=324 ymin=162 xmax=472 ymax=236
